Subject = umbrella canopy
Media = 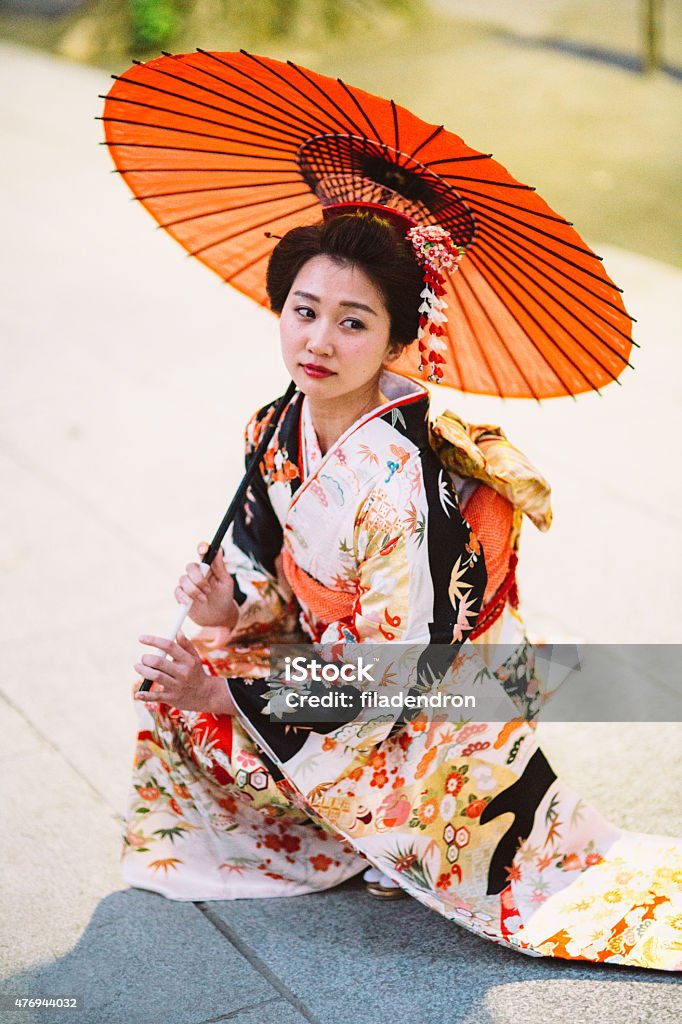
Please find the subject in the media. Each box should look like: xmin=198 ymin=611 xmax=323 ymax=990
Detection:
xmin=101 ymin=50 xmax=634 ymax=399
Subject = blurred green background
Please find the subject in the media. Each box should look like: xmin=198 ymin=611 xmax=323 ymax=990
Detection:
xmin=1 ymin=0 xmax=680 ymax=266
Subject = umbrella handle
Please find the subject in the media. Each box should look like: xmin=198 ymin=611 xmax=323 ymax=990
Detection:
xmin=138 ymin=565 xmax=210 ymax=692
xmin=137 ymin=380 xmax=298 ymax=693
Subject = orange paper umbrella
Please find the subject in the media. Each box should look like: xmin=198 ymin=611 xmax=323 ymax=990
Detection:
xmin=101 ymin=50 xmax=634 ymax=399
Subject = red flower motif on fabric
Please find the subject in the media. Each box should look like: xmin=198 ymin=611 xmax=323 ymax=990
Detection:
xmin=445 ymin=772 xmax=464 ymax=796
xmin=310 ymin=854 xmax=333 ymax=872
xmin=281 ymin=833 xmax=301 ymax=854
xmin=138 ymin=785 xmax=161 ymax=802
xmin=416 ymin=798 xmax=439 ymax=825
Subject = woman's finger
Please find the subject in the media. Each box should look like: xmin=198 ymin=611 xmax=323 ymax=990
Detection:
xmin=139 ymin=634 xmax=172 ymax=651
xmin=133 ymin=661 xmax=174 ymax=684
xmin=186 ymin=562 xmax=211 ymax=588
xmin=178 ymin=574 xmax=208 ymax=603
xmin=174 ymin=586 xmax=192 ymax=606
xmin=139 ymin=653 xmax=182 ymax=677
xmin=134 ymin=689 xmax=165 ymax=706
xmin=175 ymin=632 xmax=200 ymax=661
xmin=210 ymin=547 xmax=232 ymax=585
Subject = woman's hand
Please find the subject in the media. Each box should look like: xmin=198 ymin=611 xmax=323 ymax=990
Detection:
xmin=176 ymin=542 xmax=238 ymax=630
xmin=134 ymin=632 xmax=237 ymax=715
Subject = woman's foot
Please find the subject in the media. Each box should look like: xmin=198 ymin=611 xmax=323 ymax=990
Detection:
xmin=363 ymin=866 xmax=406 ymax=900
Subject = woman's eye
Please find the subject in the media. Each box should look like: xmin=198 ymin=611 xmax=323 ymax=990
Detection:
xmin=295 ymin=306 xmax=315 ymax=319
xmin=342 ymin=318 xmax=365 ymax=330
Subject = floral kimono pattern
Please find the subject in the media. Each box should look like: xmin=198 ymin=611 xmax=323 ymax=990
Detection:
xmin=122 ymin=371 xmax=682 ymax=971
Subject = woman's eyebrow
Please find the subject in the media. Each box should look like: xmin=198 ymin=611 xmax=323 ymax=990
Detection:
xmin=293 ymin=290 xmax=377 ymax=316
xmin=339 ymin=300 xmax=377 ymax=316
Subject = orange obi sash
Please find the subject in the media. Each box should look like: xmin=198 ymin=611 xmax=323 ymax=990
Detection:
xmin=282 ymin=546 xmax=356 ymax=625
xmin=282 ymin=480 xmax=517 ymax=641
xmin=463 ymin=484 xmax=518 ymax=640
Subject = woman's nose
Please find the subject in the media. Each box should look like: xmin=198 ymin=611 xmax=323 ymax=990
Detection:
xmin=305 ymin=323 xmax=333 ymax=356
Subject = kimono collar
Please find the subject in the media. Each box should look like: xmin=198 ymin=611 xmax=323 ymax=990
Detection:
xmin=299 ymin=368 xmax=431 ymax=472
xmin=375 ymin=369 xmax=431 ymax=452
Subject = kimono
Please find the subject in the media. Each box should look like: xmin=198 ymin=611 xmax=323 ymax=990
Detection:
xmin=122 ymin=370 xmax=682 ymax=971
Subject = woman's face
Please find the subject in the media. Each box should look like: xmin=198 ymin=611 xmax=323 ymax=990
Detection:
xmin=279 ymin=255 xmax=399 ymax=403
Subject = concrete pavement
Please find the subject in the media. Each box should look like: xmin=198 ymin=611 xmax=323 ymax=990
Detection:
xmin=1 ymin=38 xmax=681 ymax=1024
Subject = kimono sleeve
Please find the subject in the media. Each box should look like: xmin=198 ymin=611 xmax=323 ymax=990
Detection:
xmin=318 ymin=451 xmax=487 ymax=646
xmin=223 ymin=410 xmax=300 ymax=641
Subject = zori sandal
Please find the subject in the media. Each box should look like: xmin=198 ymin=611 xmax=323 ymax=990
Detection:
xmin=363 ymin=866 xmax=407 ymax=900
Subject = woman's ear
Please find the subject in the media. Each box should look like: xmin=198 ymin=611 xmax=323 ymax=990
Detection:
xmin=385 ymin=342 xmax=404 ymax=364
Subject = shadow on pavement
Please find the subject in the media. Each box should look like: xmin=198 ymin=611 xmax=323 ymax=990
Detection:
xmin=7 ymin=880 xmax=677 ymax=1024
xmin=494 ymin=28 xmax=682 ymax=81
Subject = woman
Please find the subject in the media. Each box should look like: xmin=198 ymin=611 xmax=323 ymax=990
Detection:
xmin=124 ymin=213 xmax=682 ymax=969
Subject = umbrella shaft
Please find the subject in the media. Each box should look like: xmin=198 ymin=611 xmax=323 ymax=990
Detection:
xmin=138 ymin=380 xmax=297 ymax=693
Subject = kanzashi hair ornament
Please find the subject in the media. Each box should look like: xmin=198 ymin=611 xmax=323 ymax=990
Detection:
xmin=406 ymin=225 xmax=466 ymax=382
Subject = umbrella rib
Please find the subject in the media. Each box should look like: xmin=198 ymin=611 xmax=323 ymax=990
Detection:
xmin=132 ymin=180 xmax=304 ymax=200
xmin=223 ymin=247 xmax=271 ymax=285
xmin=447 ymin=278 xmax=504 ymax=397
xmin=481 ymin=239 xmax=630 ymax=376
xmin=471 ymin=248 xmax=598 ymax=394
xmin=111 ymin=69 xmax=306 ymax=146
xmin=99 ymin=116 xmax=297 ymax=156
xmin=189 ymin=197 xmax=320 ymax=256
xmin=439 ymin=173 xmax=538 ymax=191
xmin=479 ymin=242 xmax=625 ymax=384
xmin=98 ymin=96 xmax=296 ymax=151
xmin=114 ymin=166 xmax=297 ymax=174
xmin=390 ymin=99 xmax=400 ymax=157
xmin=407 ymin=123 xmax=445 ymax=163
xmin=285 ymin=59 xmax=371 ymax=140
xmin=179 ymin=49 xmax=335 ymax=140
xmin=231 ymin=51 xmax=348 ymax=138
xmin=422 ymin=153 xmax=494 ymax=167
xmin=102 ymin=140 xmax=295 ymax=163
xmin=466 ymin=247 xmax=577 ymax=395
xmin=455 ymin=265 xmax=540 ymax=400
xmin=188 ymin=51 xmax=340 ymax=142
xmin=335 ymin=78 xmax=383 ymax=141
xmin=347 ymin=130 xmax=361 ymax=186
xmin=474 ymin=214 xmax=622 ymax=293
xmin=452 ymin=186 xmax=569 ymax=224
xmin=157 ymin=188 xmax=313 ymax=229
xmin=332 ymin=130 xmax=352 ymax=196
xmin=461 ymin=201 xmax=600 ymax=260
xmin=479 ymin=227 xmax=635 ymax=350
xmin=477 ymin=223 xmax=633 ymax=319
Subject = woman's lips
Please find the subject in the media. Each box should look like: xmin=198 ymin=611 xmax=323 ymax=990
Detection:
xmin=301 ymin=364 xmax=335 ymax=379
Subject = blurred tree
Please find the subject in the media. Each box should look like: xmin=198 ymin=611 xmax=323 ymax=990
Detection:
xmin=129 ymin=0 xmax=180 ymax=51
xmin=39 ymin=0 xmax=417 ymax=63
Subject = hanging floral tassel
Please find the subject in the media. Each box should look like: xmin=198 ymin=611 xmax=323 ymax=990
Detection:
xmin=406 ymin=225 xmax=466 ymax=383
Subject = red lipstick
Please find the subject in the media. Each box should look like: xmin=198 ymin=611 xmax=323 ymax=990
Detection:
xmin=301 ymin=363 xmax=335 ymax=378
